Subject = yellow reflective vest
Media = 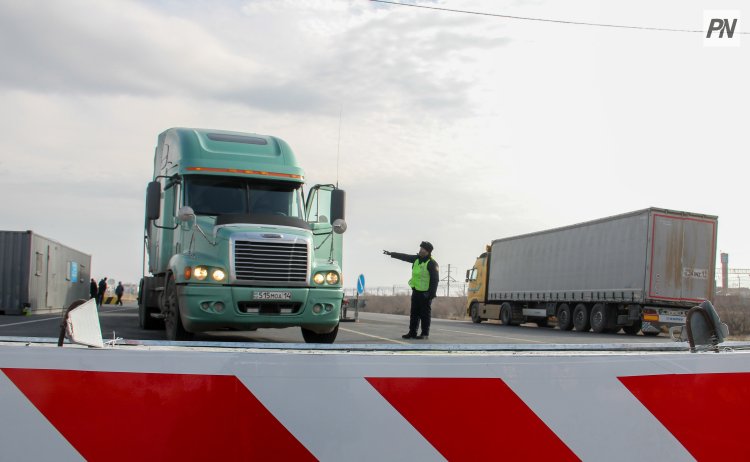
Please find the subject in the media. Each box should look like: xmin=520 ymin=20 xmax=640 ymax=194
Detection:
xmin=409 ymin=258 xmax=432 ymax=291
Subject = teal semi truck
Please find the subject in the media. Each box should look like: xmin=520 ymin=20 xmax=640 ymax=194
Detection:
xmin=138 ymin=128 xmax=346 ymax=343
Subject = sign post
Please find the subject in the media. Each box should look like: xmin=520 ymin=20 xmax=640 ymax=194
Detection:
xmin=355 ymin=274 xmax=365 ymax=322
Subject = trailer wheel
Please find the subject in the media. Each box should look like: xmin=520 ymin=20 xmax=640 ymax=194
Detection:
xmin=500 ymin=303 xmax=514 ymax=326
xmin=557 ymin=304 xmax=574 ymax=331
xmin=470 ymin=303 xmax=483 ymax=324
xmin=301 ymin=324 xmax=339 ymax=344
xmin=590 ymin=303 xmax=609 ymax=333
xmin=623 ymin=319 xmax=642 ymax=335
xmin=164 ymin=275 xmax=193 ymax=341
xmin=573 ymin=304 xmax=591 ymax=332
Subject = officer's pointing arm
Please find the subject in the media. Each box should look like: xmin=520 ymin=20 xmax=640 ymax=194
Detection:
xmin=388 ymin=252 xmax=417 ymax=263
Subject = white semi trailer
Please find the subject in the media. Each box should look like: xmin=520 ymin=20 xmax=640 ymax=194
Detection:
xmin=465 ymin=208 xmax=718 ymax=335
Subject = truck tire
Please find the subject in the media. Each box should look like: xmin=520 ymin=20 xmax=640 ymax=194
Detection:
xmin=590 ymin=303 xmax=609 ymax=333
xmin=557 ymin=304 xmax=574 ymax=331
xmin=139 ymin=300 xmax=161 ymax=330
xmin=164 ymin=275 xmax=193 ymax=341
xmin=623 ymin=319 xmax=642 ymax=335
xmin=573 ymin=304 xmax=591 ymax=332
xmin=500 ymin=303 xmax=514 ymax=326
xmin=138 ymin=279 xmax=161 ymax=330
xmin=301 ymin=325 xmax=339 ymax=344
xmin=470 ymin=303 xmax=483 ymax=324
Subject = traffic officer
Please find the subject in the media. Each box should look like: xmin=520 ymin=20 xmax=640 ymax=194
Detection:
xmin=383 ymin=241 xmax=439 ymax=339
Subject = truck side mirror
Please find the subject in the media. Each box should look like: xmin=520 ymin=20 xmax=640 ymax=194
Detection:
xmin=465 ymin=269 xmax=470 ymax=283
xmin=146 ymin=181 xmax=161 ymax=221
xmin=333 ymin=218 xmax=347 ymax=234
xmin=331 ymin=189 xmax=345 ymax=223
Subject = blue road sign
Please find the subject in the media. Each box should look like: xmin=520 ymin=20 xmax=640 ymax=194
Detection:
xmin=357 ymin=274 xmax=365 ymax=295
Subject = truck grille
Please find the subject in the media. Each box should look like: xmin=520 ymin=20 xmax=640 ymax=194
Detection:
xmin=234 ymin=240 xmax=308 ymax=284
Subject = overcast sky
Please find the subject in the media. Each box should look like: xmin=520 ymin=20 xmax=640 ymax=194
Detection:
xmin=0 ymin=0 xmax=747 ymax=290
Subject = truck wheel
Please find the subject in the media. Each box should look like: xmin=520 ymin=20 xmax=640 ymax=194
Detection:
xmin=301 ymin=325 xmax=339 ymax=343
xmin=590 ymin=303 xmax=609 ymax=333
xmin=164 ymin=275 xmax=193 ymax=341
xmin=500 ymin=303 xmax=514 ymax=326
xmin=139 ymin=300 xmax=161 ymax=330
xmin=137 ymin=278 xmax=144 ymax=308
xmin=573 ymin=304 xmax=591 ymax=332
xmin=623 ymin=319 xmax=642 ymax=335
xmin=138 ymin=279 xmax=161 ymax=330
xmin=470 ymin=303 xmax=483 ymax=324
xmin=557 ymin=304 xmax=574 ymax=331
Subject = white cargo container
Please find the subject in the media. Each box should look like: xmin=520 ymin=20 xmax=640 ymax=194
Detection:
xmin=465 ymin=208 xmax=718 ymax=335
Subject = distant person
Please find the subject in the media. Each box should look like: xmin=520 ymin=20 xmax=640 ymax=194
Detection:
xmin=115 ymin=282 xmax=124 ymax=306
xmin=383 ymin=241 xmax=439 ymax=340
xmin=98 ymin=277 xmax=108 ymax=307
xmin=90 ymin=278 xmax=98 ymax=303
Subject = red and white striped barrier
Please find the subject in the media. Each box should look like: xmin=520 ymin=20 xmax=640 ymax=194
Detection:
xmin=1 ymin=341 xmax=749 ymax=461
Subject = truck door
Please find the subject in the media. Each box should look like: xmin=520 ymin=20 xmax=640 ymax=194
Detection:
xmin=679 ymin=217 xmax=716 ymax=301
xmin=648 ymin=214 xmax=716 ymax=302
xmin=305 ymin=185 xmax=344 ymax=264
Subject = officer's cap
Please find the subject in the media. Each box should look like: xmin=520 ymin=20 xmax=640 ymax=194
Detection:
xmin=420 ymin=241 xmax=434 ymax=253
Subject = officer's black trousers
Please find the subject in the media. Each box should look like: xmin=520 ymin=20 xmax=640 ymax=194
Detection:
xmin=409 ymin=290 xmax=432 ymax=336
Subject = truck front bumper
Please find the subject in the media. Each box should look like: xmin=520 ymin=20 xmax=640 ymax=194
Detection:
xmin=176 ymin=284 xmax=342 ymax=334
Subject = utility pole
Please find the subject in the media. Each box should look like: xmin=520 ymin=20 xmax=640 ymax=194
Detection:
xmin=441 ymin=264 xmax=457 ymax=297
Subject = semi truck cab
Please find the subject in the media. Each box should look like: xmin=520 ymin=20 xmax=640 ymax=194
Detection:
xmin=139 ymin=128 xmax=346 ymax=343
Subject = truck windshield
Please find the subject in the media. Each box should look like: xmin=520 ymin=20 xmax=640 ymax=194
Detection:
xmin=184 ymin=175 xmax=303 ymax=219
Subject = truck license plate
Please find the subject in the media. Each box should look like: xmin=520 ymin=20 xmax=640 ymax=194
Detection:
xmin=253 ymin=291 xmax=292 ymax=301
xmin=659 ymin=315 xmax=686 ymax=324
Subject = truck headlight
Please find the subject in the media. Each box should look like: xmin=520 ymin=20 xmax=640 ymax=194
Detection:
xmin=212 ymin=268 xmax=226 ymax=282
xmin=325 ymin=271 xmax=339 ymax=285
xmin=193 ymin=266 xmax=208 ymax=281
xmin=313 ymin=273 xmax=325 ymax=285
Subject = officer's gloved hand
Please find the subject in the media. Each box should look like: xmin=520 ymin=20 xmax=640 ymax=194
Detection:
xmin=383 ymin=250 xmax=391 ymax=256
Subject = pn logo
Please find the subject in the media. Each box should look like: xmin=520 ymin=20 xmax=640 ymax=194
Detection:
xmin=704 ymin=10 xmax=741 ymax=47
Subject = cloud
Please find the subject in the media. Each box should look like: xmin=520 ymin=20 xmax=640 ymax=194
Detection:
xmin=0 ymin=2 xmax=244 ymax=94
xmin=0 ymin=0 xmax=510 ymax=117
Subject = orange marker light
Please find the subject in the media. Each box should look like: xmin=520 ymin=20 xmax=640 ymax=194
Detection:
xmin=187 ymin=167 xmax=302 ymax=180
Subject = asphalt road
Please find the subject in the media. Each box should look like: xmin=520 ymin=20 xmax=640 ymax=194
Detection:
xmin=0 ymin=302 xmax=671 ymax=345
